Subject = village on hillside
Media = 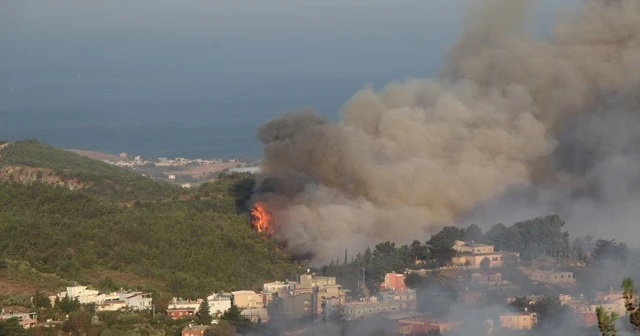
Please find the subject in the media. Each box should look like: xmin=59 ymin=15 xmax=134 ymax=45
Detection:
xmin=1 ymin=239 xmax=626 ymax=335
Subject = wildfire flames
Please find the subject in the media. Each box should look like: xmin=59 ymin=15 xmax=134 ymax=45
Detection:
xmin=251 ymin=202 xmax=273 ymax=234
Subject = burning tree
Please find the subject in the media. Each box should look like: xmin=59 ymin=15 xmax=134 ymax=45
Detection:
xmin=251 ymin=202 xmax=273 ymax=234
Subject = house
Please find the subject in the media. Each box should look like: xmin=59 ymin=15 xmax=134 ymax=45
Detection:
xmin=0 ymin=313 xmax=38 ymax=329
xmin=499 ymin=312 xmax=537 ymax=330
xmin=451 ymin=241 xmax=519 ymax=268
xmin=263 ymin=281 xmax=297 ymax=293
xmin=169 ymin=298 xmax=201 ymax=310
xmin=207 ymin=293 xmax=232 ymax=316
xmin=168 ymin=174 xmax=176 ymax=181
xmin=182 ymin=324 xmax=209 ymax=336
xmin=96 ymin=300 xmax=127 ymax=312
xmin=167 ymin=308 xmax=197 ymax=320
xmin=595 ymin=289 xmax=625 ymax=302
xmin=519 ymin=267 xmax=576 ymax=285
xmin=570 ymin=298 xmax=626 ymax=316
xmin=397 ymin=317 xmax=458 ymax=335
xmin=231 ymin=290 xmax=263 ymax=309
xmin=120 ymin=292 xmax=153 ymax=311
xmin=381 ymin=272 xmax=407 ymax=293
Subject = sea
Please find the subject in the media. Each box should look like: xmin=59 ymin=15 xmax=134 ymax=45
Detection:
xmin=0 ymin=68 xmax=429 ymax=159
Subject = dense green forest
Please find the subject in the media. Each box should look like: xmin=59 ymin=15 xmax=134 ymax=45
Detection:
xmin=0 ymin=140 xmax=299 ymax=298
xmin=0 ymin=140 xmax=183 ymax=201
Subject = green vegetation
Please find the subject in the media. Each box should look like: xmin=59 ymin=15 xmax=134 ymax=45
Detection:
xmin=0 ymin=139 xmax=183 ymax=201
xmin=0 ymin=141 xmax=299 ymax=299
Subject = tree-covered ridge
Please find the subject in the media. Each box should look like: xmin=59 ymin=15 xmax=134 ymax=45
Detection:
xmin=0 ymin=173 xmax=298 ymax=298
xmin=0 ymin=139 xmax=182 ymax=201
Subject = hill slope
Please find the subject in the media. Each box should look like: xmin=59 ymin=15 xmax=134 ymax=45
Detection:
xmin=0 ymin=139 xmax=182 ymax=201
xmin=0 ymin=140 xmax=297 ymax=298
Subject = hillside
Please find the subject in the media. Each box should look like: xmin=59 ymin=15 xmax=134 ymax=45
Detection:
xmin=0 ymin=140 xmax=183 ymax=201
xmin=0 ymin=140 xmax=298 ymax=300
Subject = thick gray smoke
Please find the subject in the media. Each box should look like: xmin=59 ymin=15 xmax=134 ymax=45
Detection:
xmin=256 ymin=0 xmax=640 ymax=263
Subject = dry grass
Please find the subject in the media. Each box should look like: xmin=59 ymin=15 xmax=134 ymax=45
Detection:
xmin=67 ymin=149 xmax=121 ymax=162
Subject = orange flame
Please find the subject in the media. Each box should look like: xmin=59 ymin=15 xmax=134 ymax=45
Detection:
xmin=251 ymin=202 xmax=273 ymax=234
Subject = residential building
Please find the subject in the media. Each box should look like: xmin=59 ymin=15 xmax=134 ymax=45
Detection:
xmin=169 ymin=298 xmax=201 ymax=310
xmin=299 ymin=274 xmax=337 ymax=290
xmin=231 ymin=291 xmax=263 ymax=309
xmin=343 ymin=301 xmax=408 ymax=320
xmin=167 ymin=308 xmax=197 ymax=320
xmin=471 ymin=272 xmax=504 ymax=285
xmin=315 ymin=285 xmax=347 ymax=316
xmin=381 ymin=272 xmax=407 ymax=293
xmin=519 ymin=267 xmax=576 ymax=285
xmin=182 ymin=324 xmax=209 ymax=336
xmin=398 ymin=317 xmax=458 ymax=335
xmin=569 ymin=298 xmax=626 ymax=316
xmin=595 ymin=289 xmax=625 ymax=302
xmin=263 ymin=281 xmax=297 ymax=293
xmin=499 ymin=312 xmax=537 ymax=330
xmin=278 ymin=289 xmax=314 ymax=319
xmin=96 ymin=301 xmax=127 ymax=312
xmin=119 ymin=292 xmax=153 ymax=311
xmin=0 ymin=313 xmax=38 ymax=329
xmin=378 ymin=290 xmax=416 ymax=308
xmin=207 ymin=293 xmax=232 ymax=316
xmin=452 ymin=241 xmax=519 ymax=268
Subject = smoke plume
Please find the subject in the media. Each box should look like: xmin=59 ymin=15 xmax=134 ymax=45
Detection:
xmin=255 ymin=0 xmax=640 ymax=263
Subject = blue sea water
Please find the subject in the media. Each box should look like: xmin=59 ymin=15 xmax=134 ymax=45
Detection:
xmin=0 ymin=69 xmax=407 ymax=159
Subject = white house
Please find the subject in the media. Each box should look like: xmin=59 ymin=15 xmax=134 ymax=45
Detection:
xmin=120 ymin=292 xmax=153 ymax=311
xmin=207 ymin=293 xmax=232 ymax=316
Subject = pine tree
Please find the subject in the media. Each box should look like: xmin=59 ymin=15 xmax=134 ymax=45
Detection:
xmin=196 ymin=300 xmax=213 ymax=325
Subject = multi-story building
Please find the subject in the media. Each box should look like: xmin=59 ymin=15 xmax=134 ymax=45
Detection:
xmin=120 ymin=292 xmax=153 ymax=311
xmin=263 ymin=281 xmax=297 ymax=293
xmin=471 ymin=272 xmax=504 ymax=285
xmin=231 ymin=291 xmax=263 ymax=309
xmin=451 ymin=241 xmax=519 ymax=268
xmin=398 ymin=317 xmax=458 ymax=335
xmin=343 ymin=300 xmax=408 ymax=321
xmin=381 ymin=272 xmax=407 ymax=293
xmin=299 ymin=274 xmax=337 ymax=289
xmin=378 ymin=290 xmax=416 ymax=308
xmin=520 ymin=267 xmax=576 ymax=285
xmin=207 ymin=293 xmax=232 ymax=316
xmin=281 ymin=289 xmax=313 ymax=319
xmin=499 ymin=312 xmax=537 ymax=330
xmin=0 ymin=312 xmax=38 ymax=329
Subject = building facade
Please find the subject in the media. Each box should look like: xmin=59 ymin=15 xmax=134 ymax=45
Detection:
xmin=499 ymin=313 xmax=537 ymax=330
xmin=231 ymin=291 xmax=263 ymax=309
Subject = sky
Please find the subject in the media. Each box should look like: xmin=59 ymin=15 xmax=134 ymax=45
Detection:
xmin=1 ymin=0 xmax=580 ymax=81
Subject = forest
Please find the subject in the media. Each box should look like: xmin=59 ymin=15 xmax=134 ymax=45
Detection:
xmin=0 ymin=140 xmax=299 ymax=299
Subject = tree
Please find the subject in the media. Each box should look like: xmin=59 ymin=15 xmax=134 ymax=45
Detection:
xmin=220 ymin=304 xmax=252 ymax=331
xmin=480 ymin=257 xmax=491 ymax=271
xmin=593 ymin=239 xmax=629 ymax=264
xmin=427 ymin=227 xmax=464 ymax=267
xmin=465 ymin=224 xmax=484 ymax=244
xmin=622 ymin=277 xmax=640 ymax=333
xmin=196 ymin=300 xmax=213 ymax=325
xmin=597 ymin=306 xmax=618 ymax=336
xmin=33 ymin=290 xmax=52 ymax=309
xmin=0 ymin=318 xmax=27 ymax=336
xmin=58 ymin=296 xmax=81 ymax=314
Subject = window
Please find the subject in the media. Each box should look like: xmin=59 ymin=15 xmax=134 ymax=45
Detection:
xmin=376 ymin=308 xmax=381 ymax=312
xmin=357 ymin=310 xmax=362 ymax=315
xmin=568 ymin=274 xmax=572 ymax=278
xmin=382 ymin=308 xmax=388 ymax=312
xmin=391 ymin=306 xmax=397 ymax=311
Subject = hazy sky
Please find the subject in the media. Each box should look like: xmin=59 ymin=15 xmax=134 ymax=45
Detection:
xmin=1 ymin=0 xmax=580 ymax=81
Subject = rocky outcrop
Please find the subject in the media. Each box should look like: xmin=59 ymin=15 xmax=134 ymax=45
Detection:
xmin=0 ymin=165 xmax=87 ymax=190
